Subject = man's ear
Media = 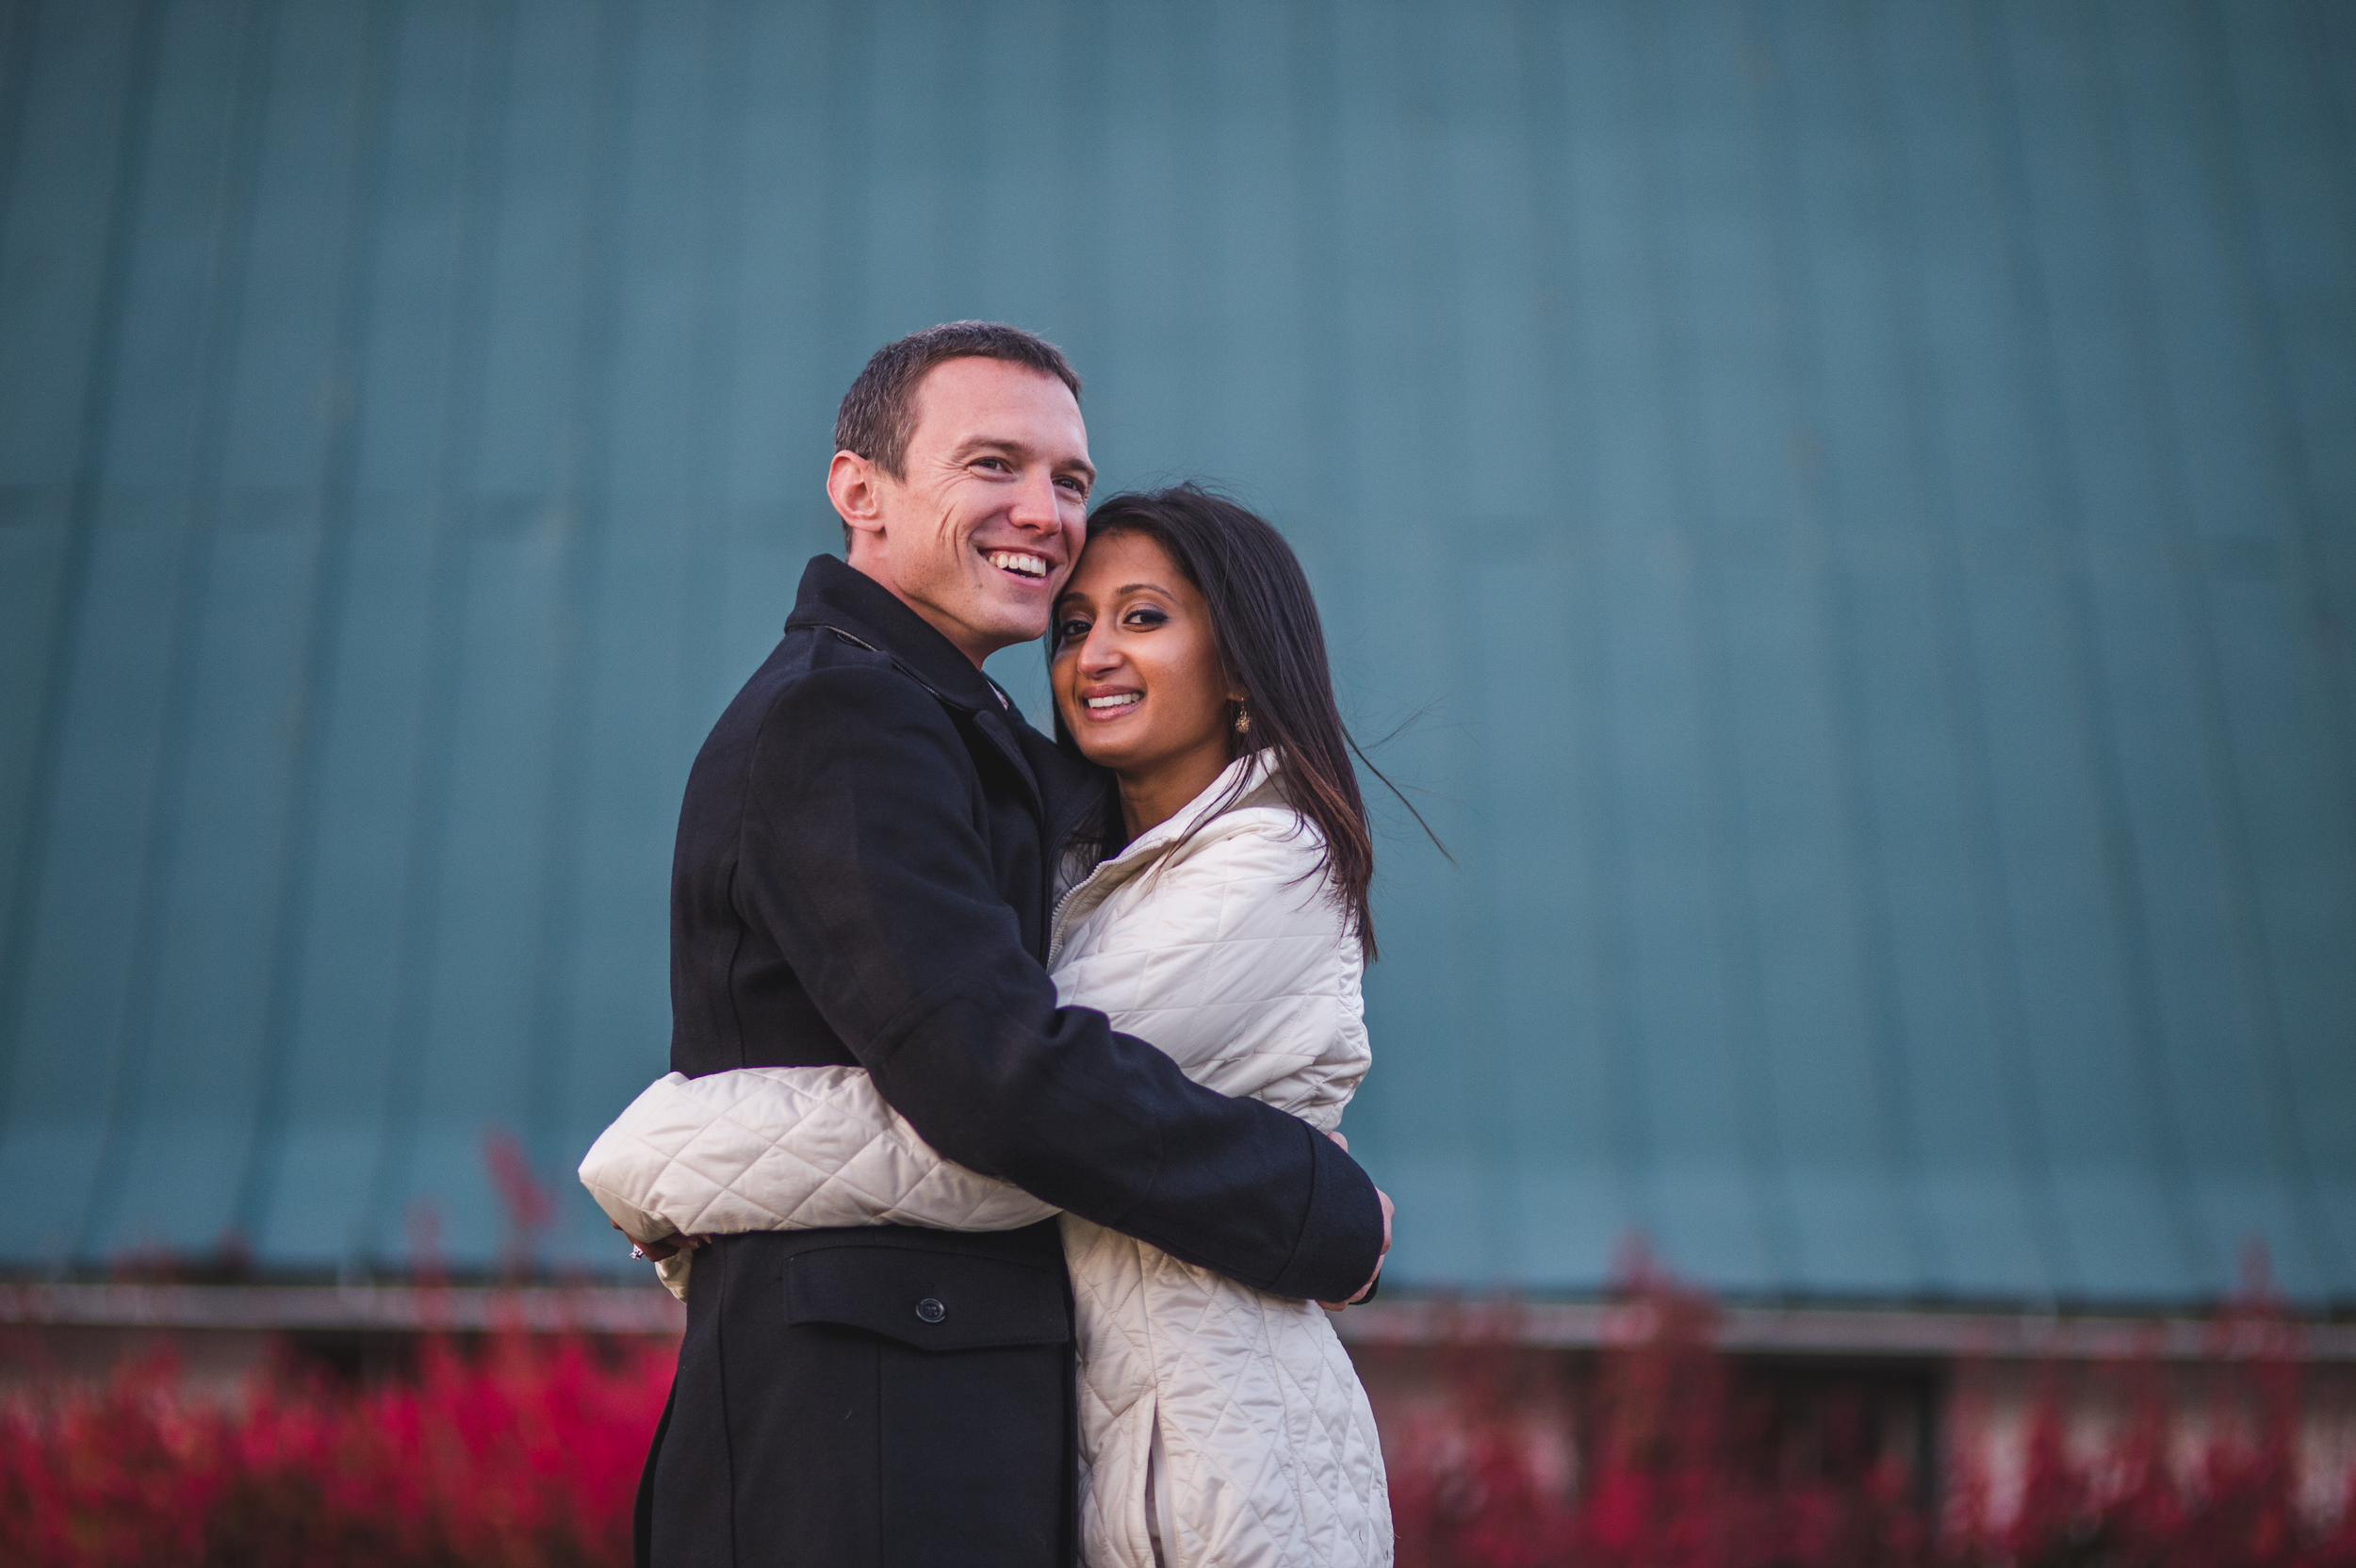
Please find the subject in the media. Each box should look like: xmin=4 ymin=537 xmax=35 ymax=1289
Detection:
xmin=828 ymin=450 xmax=887 ymax=550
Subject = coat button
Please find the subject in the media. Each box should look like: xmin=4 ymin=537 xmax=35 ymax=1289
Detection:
xmin=915 ymin=1298 xmax=947 ymax=1324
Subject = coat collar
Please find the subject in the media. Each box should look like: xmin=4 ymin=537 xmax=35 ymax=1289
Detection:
xmin=782 ymin=554 xmax=1009 ymax=715
xmin=785 ymin=555 xmax=1078 ymax=820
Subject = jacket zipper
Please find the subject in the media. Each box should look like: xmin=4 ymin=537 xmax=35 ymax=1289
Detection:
xmin=1047 ymin=864 xmax=1112 ymax=970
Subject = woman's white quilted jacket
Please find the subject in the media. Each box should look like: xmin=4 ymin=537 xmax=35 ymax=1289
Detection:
xmin=580 ymin=754 xmax=1392 ymax=1567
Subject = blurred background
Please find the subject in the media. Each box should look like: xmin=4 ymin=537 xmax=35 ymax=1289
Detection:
xmin=0 ymin=0 xmax=2350 ymax=1331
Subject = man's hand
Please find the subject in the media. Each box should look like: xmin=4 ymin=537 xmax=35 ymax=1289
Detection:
xmin=1317 ymin=1131 xmax=1392 ymax=1311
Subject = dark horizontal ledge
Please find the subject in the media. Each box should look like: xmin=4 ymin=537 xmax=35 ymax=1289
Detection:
xmin=0 ymin=1282 xmax=685 ymax=1335
xmin=1329 ymin=1298 xmax=2356 ymax=1361
xmin=6 ymin=1282 xmax=2350 ymax=1360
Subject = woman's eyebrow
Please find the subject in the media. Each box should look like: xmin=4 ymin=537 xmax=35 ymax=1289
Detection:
xmin=1056 ymin=581 xmax=1172 ymax=606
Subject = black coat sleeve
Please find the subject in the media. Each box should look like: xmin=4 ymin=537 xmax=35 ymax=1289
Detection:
xmin=735 ymin=662 xmax=1383 ymax=1303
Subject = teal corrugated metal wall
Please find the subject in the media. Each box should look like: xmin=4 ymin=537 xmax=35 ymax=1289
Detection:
xmin=0 ymin=0 xmax=2350 ymax=1304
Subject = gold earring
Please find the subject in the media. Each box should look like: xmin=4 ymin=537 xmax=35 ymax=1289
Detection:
xmin=1234 ymin=703 xmax=1251 ymax=735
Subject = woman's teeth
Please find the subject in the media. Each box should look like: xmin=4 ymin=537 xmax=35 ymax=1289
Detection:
xmin=1086 ymin=693 xmax=1141 ymax=710
xmin=987 ymin=550 xmax=1048 ymax=579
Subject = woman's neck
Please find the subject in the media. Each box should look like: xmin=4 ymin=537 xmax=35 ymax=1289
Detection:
xmin=1116 ymin=740 xmax=1237 ymax=841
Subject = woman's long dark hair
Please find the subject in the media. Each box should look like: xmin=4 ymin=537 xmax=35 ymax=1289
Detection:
xmin=1053 ymin=484 xmax=1427 ymax=960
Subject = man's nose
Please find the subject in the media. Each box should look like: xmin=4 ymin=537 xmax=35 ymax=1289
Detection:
xmin=1007 ymin=467 xmax=1061 ymax=531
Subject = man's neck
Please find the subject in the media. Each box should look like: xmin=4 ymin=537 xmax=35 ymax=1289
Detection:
xmin=843 ymin=552 xmax=996 ymax=668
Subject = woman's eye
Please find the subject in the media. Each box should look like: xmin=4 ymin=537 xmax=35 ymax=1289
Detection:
xmin=1123 ymin=607 xmax=1167 ymax=629
xmin=1055 ymin=618 xmax=1090 ymax=644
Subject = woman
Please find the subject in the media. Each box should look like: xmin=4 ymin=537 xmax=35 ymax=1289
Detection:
xmin=583 ymin=486 xmax=1395 ymax=1568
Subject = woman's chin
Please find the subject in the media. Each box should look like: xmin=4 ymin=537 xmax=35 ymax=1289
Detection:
xmin=1062 ymin=707 xmax=1139 ymax=761
xmin=1069 ymin=733 xmax=1133 ymax=769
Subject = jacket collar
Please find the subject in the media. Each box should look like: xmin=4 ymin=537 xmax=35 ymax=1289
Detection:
xmin=782 ymin=554 xmax=1008 ymax=715
xmin=1104 ymin=750 xmax=1285 ymax=872
xmin=1048 ymin=751 xmax=1286 ymax=961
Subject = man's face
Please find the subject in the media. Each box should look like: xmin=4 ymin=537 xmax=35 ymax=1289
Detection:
xmin=834 ymin=357 xmax=1094 ymax=665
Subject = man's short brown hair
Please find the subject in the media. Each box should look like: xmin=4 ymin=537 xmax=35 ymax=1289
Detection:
xmin=834 ymin=321 xmax=1083 ymax=481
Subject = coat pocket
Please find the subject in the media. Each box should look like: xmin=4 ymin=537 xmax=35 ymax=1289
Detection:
xmin=784 ymin=1245 xmax=1072 ymax=1353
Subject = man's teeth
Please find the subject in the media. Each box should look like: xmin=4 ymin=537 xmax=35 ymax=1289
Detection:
xmin=1087 ymin=694 xmax=1141 ymax=710
xmin=987 ymin=551 xmax=1048 ymax=579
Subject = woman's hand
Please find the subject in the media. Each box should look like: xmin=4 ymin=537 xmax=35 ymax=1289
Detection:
xmin=609 ymin=1218 xmax=712 ymax=1265
xmin=1317 ymin=1130 xmax=1392 ymax=1311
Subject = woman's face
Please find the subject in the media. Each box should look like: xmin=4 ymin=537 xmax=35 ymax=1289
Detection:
xmin=1051 ymin=531 xmax=1239 ymax=780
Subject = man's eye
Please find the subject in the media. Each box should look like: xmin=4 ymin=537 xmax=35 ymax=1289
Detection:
xmin=1055 ymin=475 xmax=1087 ymax=494
xmin=975 ymin=456 xmax=1012 ymax=472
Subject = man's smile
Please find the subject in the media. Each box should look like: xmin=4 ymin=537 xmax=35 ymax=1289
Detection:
xmin=984 ymin=548 xmax=1051 ymax=580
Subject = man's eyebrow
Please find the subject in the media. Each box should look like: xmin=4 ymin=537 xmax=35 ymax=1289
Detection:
xmin=948 ymin=435 xmax=1095 ymax=484
xmin=949 ymin=435 xmax=1024 ymax=460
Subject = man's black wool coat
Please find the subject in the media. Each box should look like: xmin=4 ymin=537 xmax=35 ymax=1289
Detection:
xmin=638 ymin=556 xmax=1384 ymax=1568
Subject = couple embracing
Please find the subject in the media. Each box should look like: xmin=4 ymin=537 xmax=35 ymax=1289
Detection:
xmin=582 ymin=321 xmax=1401 ymax=1568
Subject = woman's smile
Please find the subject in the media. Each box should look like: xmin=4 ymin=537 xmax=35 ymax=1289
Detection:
xmin=1079 ymin=686 xmax=1143 ymax=718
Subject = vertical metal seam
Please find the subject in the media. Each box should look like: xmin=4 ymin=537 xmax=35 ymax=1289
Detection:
xmin=1966 ymin=0 xmax=2212 ymax=1292
xmin=233 ymin=0 xmax=404 ymax=1248
xmin=1569 ymin=0 xmax=1655 ymax=1266
xmin=1744 ymin=0 xmax=1942 ymax=1292
xmin=365 ymin=0 xmax=514 ymax=1264
xmin=819 ymin=0 xmax=870 ymax=386
xmin=2176 ymin=0 xmax=2353 ymax=1285
xmin=1445 ymin=547 xmax=1518 ymax=1282
xmin=2295 ymin=0 xmax=2356 ymax=805
xmin=1055 ymin=0 xmax=1108 ymax=479
xmin=0 ymin=0 xmax=46 ymax=331
xmin=678 ymin=0 xmax=750 ymax=756
xmin=1387 ymin=0 xmax=1514 ymax=1283
xmin=2077 ymin=0 xmax=2314 ymax=1292
xmin=0 ymin=0 xmax=51 ymax=1132
xmin=0 ymin=0 xmax=48 ymax=1113
xmin=75 ymin=0 xmax=279 ymax=1261
xmin=522 ymin=0 xmax=635 ymax=1223
xmin=1627 ymin=0 xmax=1800 ymax=1291
xmin=1286 ymin=0 xmax=1348 ymax=588
xmin=0 ymin=0 xmax=156 ymax=1151
xmin=1173 ymin=0 xmax=1214 ymax=467
xmin=1512 ymin=0 xmax=1650 ymax=1274
xmin=1851 ymin=0 xmax=2070 ymax=1299
xmin=2186 ymin=0 xmax=2356 ymax=812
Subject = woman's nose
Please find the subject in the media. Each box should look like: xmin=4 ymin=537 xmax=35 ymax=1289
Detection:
xmin=1077 ymin=625 xmax=1121 ymax=673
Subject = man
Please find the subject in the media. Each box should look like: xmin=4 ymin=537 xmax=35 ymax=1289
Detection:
xmin=640 ymin=321 xmax=1391 ymax=1566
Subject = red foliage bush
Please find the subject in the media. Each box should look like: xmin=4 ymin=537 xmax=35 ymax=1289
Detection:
xmin=4 ymin=1268 xmax=2351 ymax=1566
xmin=1388 ymin=1270 xmax=2356 ymax=1568
xmin=0 ymin=1328 xmax=670 ymax=1567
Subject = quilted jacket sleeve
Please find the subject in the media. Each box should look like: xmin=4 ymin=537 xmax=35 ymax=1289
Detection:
xmin=577 ymin=1065 xmax=1057 ymax=1247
